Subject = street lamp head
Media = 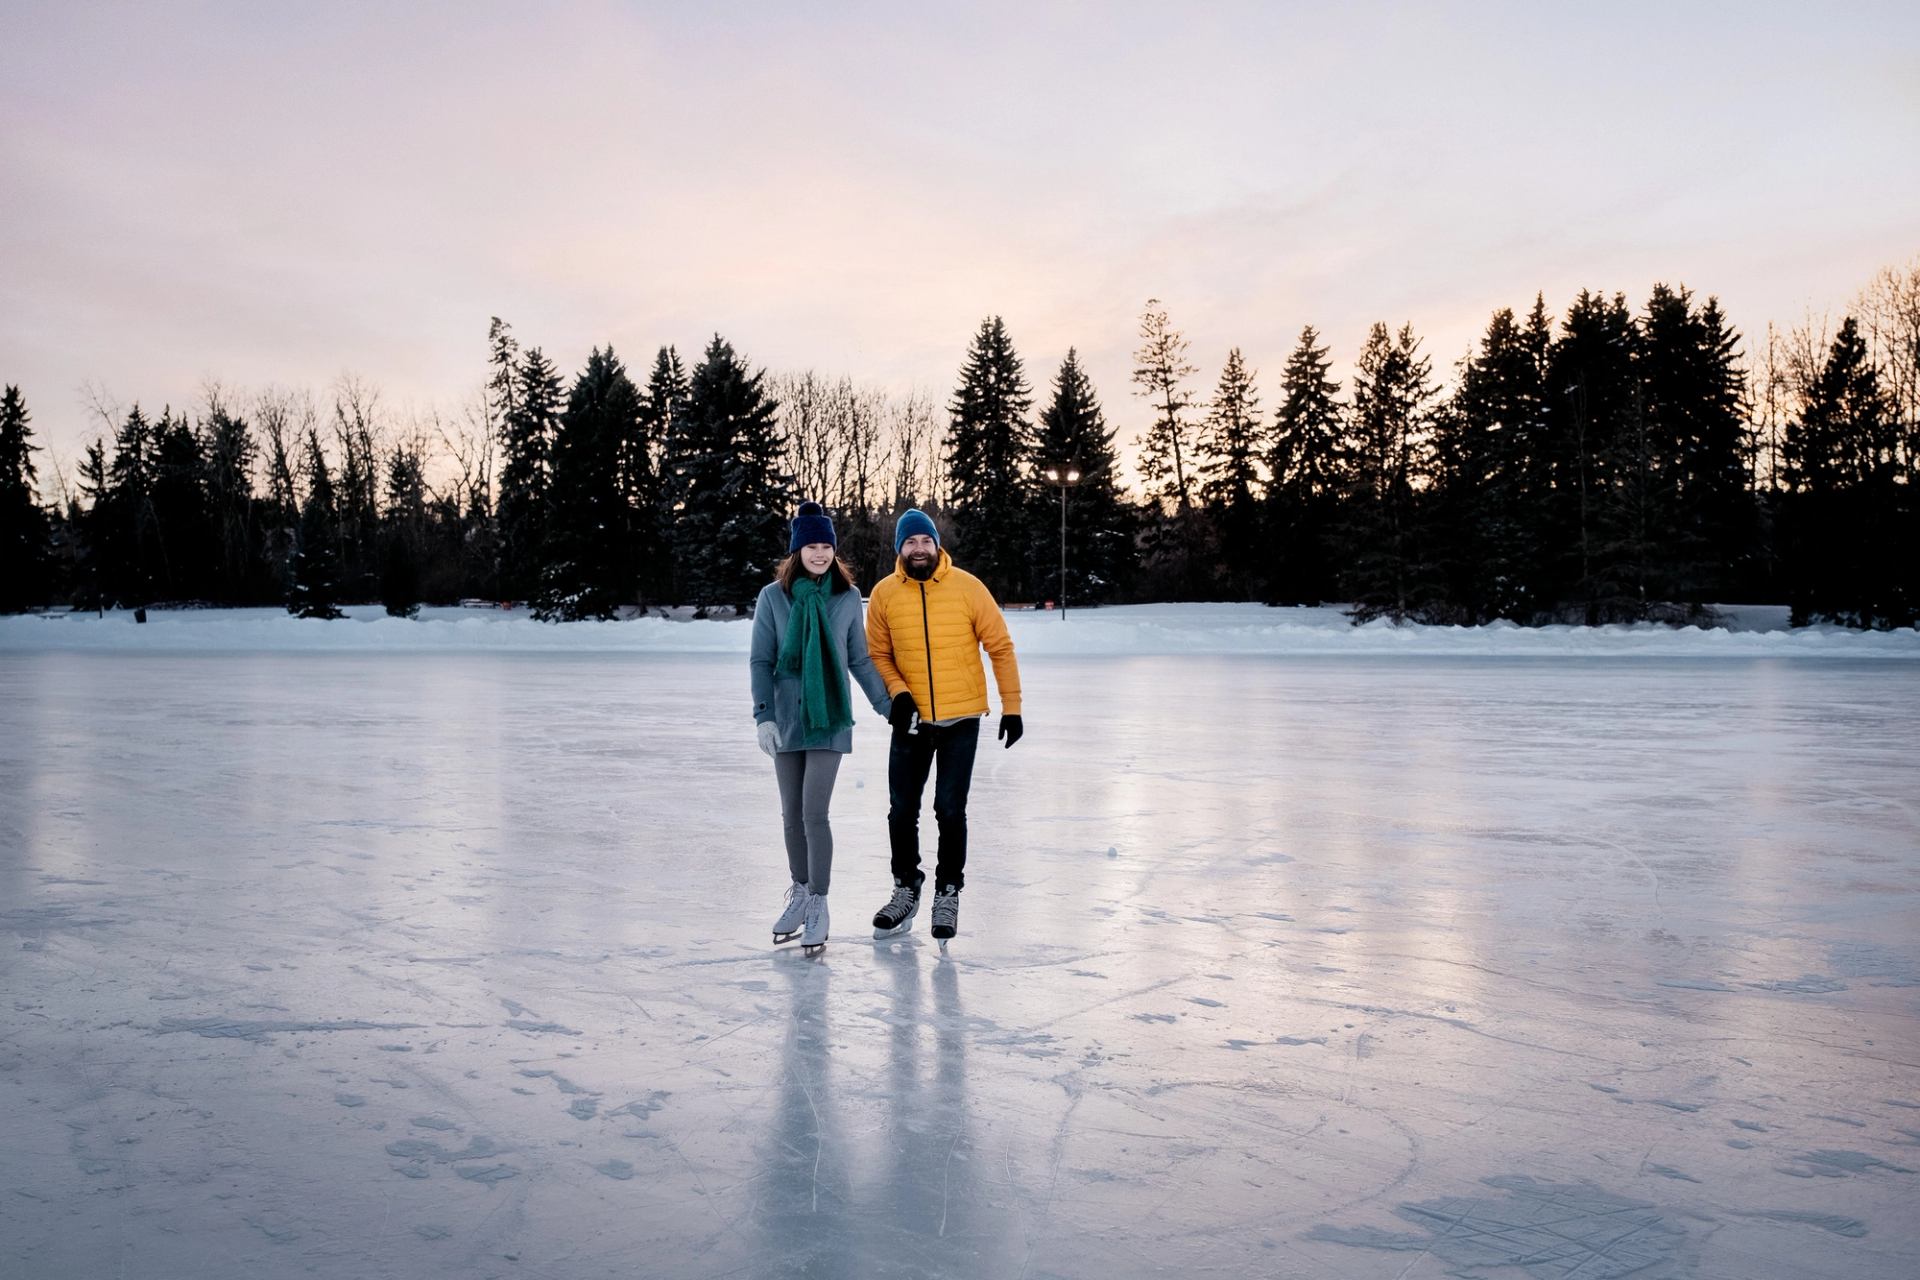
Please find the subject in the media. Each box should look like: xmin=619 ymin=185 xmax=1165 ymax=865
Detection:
xmin=1065 ymin=468 xmax=1082 ymax=484
xmin=1043 ymin=466 xmax=1062 ymax=484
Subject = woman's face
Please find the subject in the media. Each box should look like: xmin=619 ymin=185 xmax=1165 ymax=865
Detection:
xmin=799 ymin=542 xmax=836 ymax=575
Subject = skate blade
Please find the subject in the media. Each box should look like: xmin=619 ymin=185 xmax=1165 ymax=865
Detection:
xmin=802 ymin=939 xmax=828 ymax=956
xmin=773 ymin=930 xmax=802 ymax=944
xmin=872 ymin=921 xmax=914 ymax=940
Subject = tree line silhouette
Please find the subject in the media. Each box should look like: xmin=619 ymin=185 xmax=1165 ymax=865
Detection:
xmin=2 ymin=260 xmax=1915 ymax=628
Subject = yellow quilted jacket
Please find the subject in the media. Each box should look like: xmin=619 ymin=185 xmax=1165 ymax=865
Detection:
xmin=866 ymin=550 xmax=1022 ymax=720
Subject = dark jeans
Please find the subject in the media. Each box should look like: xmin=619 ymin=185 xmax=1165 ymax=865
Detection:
xmin=887 ymin=718 xmax=980 ymax=890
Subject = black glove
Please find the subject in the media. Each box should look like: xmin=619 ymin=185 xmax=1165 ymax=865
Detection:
xmin=889 ymin=692 xmax=919 ymax=731
xmin=998 ymin=714 xmax=1023 ymax=748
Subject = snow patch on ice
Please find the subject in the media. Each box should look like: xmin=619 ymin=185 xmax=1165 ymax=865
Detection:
xmin=8 ymin=601 xmax=1916 ymax=658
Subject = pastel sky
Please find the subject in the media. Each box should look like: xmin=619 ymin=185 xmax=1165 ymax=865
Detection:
xmin=4 ymin=0 xmax=1917 ymax=477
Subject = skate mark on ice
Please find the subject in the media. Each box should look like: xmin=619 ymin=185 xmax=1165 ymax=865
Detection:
xmin=334 ymin=1093 xmax=366 ymax=1108
xmin=1306 ymin=1174 xmax=1685 ymax=1278
xmin=499 ymin=998 xmax=535 ymax=1017
xmin=1890 ymin=1128 xmax=1920 ymax=1146
xmin=1739 ymin=1210 xmax=1868 ymax=1237
xmin=1643 ymin=1164 xmax=1699 ymax=1183
xmin=1130 ymin=1013 xmax=1176 ymax=1024
xmin=1746 ymin=974 xmax=1847 ymax=994
xmin=1777 ymin=1149 xmax=1914 ymax=1178
xmin=1810 ymin=1113 xmax=1866 ymax=1128
xmin=154 ymin=1017 xmax=425 ymax=1042
xmin=1275 ymin=1035 xmax=1328 ymax=1046
xmin=504 ymin=1019 xmax=582 ymax=1036
xmin=243 ymin=1214 xmax=299 ymax=1244
xmin=457 ymin=1164 xmax=519 ymax=1184
xmin=1728 ymin=1139 xmax=1755 ymax=1149
xmin=1646 ymin=1099 xmax=1702 ymax=1113
xmin=1655 ymin=978 xmax=1735 ymax=992
xmin=376 ymin=1044 xmax=412 ymax=1052
xmin=1732 ymin=1118 xmax=1767 ymax=1132
xmin=413 ymin=1224 xmax=451 ymax=1240
xmin=595 ymin=1158 xmax=636 ymax=1180
xmin=1067 ymin=969 xmax=1107 ymax=979
xmin=568 ymin=1098 xmax=598 ymax=1120
xmin=1225 ymin=1039 xmax=1258 ymax=1050
xmin=1589 ymin=1083 xmax=1622 ymax=1094
xmin=1186 ymin=997 xmax=1226 ymax=1008
xmin=409 ymin=1116 xmax=458 ymax=1131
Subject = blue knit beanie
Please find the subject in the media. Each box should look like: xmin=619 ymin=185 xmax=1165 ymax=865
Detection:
xmin=789 ymin=501 xmax=836 ymax=552
xmin=894 ymin=508 xmax=940 ymax=553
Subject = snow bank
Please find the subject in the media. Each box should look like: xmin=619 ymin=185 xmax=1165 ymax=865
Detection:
xmin=4 ymin=602 xmax=1916 ymax=658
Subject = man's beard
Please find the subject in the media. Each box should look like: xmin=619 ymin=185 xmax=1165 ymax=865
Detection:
xmin=904 ymin=553 xmax=936 ymax=581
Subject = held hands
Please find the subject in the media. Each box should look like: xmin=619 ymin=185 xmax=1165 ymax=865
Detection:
xmin=888 ymin=692 xmax=919 ymax=733
xmin=756 ymin=721 xmax=780 ymax=757
xmin=997 ymin=714 xmax=1023 ymax=749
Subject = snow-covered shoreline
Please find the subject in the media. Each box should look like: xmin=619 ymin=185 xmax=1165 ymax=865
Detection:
xmin=4 ymin=601 xmax=1917 ymax=658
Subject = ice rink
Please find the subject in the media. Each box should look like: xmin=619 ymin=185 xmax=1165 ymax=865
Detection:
xmin=3 ymin=645 xmax=1918 ymax=1278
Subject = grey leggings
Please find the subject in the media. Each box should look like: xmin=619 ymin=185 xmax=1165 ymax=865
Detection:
xmin=774 ymin=749 xmax=842 ymax=895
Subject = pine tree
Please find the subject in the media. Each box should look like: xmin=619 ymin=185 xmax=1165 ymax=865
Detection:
xmin=0 ymin=386 xmax=50 ymax=612
xmin=944 ymin=316 xmax=1036 ymax=598
xmin=1430 ymin=308 xmax=1544 ymax=623
xmin=536 ymin=347 xmax=643 ymax=620
xmin=644 ymin=346 xmax=693 ymax=602
xmin=103 ymin=404 xmax=160 ymax=607
xmin=1341 ymin=323 xmax=1437 ymax=623
xmin=1637 ymin=287 xmax=1752 ymax=606
xmin=1542 ymin=292 xmax=1639 ymax=621
xmin=498 ymin=345 xmax=561 ymax=601
xmin=75 ymin=438 xmax=109 ymax=614
xmin=615 ymin=357 xmax=666 ymax=611
xmin=674 ymin=336 xmax=791 ymax=614
xmin=1783 ymin=317 xmax=1907 ymax=627
xmin=1199 ymin=348 xmax=1264 ymax=599
xmin=150 ymin=407 xmax=214 ymax=602
xmin=1265 ymin=327 xmax=1348 ymax=605
xmin=1029 ymin=349 xmax=1136 ymax=605
xmin=379 ymin=444 xmax=427 ymax=617
xmin=202 ymin=401 xmax=258 ymax=603
xmin=289 ymin=430 xmax=345 ymax=619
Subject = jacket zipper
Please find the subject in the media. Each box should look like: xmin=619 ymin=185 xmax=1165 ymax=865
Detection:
xmin=918 ymin=579 xmax=936 ymax=722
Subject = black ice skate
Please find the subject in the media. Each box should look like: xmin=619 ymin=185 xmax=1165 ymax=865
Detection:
xmin=871 ymin=877 xmax=922 ymax=939
xmin=930 ymin=884 xmax=960 ymax=942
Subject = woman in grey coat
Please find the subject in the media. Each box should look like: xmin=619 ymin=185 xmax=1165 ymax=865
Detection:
xmin=750 ymin=501 xmax=890 ymax=954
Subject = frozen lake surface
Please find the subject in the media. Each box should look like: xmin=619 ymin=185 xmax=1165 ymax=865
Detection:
xmin=3 ymin=649 xmax=1918 ymax=1279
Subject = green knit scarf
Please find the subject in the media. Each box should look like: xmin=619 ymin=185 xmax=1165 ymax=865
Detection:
xmin=778 ymin=576 xmax=852 ymax=744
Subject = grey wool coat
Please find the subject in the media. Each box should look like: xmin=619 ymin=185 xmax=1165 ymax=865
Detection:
xmin=750 ymin=580 xmax=891 ymax=753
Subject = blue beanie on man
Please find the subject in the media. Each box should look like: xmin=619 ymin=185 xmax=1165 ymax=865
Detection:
xmin=894 ymin=508 xmax=940 ymax=554
xmin=789 ymin=501 xmax=836 ymax=552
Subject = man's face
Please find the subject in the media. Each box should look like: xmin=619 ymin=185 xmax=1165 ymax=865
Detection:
xmin=900 ymin=534 xmax=938 ymax=570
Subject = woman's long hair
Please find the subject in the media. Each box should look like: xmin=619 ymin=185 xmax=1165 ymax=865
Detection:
xmin=776 ymin=552 xmax=858 ymax=595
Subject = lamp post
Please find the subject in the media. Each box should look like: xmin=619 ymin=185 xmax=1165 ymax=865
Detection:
xmin=1039 ymin=460 xmax=1083 ymax=618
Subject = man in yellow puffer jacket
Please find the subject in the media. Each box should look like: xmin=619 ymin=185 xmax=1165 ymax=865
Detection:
xmin=866 ymin=508 xmax=1023 ymax=942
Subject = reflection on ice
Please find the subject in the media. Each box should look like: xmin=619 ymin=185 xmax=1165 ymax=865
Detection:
xmin=1 ymin=650 xmax=1917 ymax=1278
